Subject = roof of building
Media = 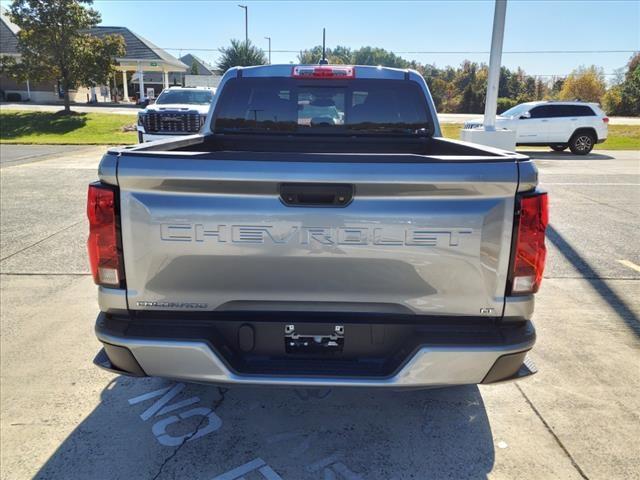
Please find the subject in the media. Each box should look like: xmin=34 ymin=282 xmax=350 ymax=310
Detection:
xmin=0 ymin=8 xmax=20 ymax=55
xmin=179 ymin=53 xmax=217 ymax=76
xmin=0 ymin=10 xmax=186 ymax=70
xmin=89 ymin=26 xmax=187 ymax=70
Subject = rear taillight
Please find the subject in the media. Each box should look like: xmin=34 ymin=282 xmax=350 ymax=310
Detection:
xmin=509 ymin=191 xmax=548 ymax=295
xmin=292 ymin=65 xmax=355 ymax=79
xmin=87 ymin=183 xmax=124 ymax=287
xmin=603 ymin=117 xmax=609 ymax=123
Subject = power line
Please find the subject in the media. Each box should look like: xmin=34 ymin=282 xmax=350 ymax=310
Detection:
xmin=160 ymin=47 xmax=638 ymax=55
xmin=396 ymin=50 xmax=637 ymax=55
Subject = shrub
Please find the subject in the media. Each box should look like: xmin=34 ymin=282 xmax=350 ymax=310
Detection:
xmin=497 ymin=97 xmax=517 ymax=114
xmin=602 ymin=86 xmax=623 ymax=115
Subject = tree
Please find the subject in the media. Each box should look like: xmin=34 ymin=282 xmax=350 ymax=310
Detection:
xmin=2 ymin=0 xmax=124 ymax=114
xmin=190 ymin=62 xmax=200 ymax=75
xmin=297 ymin=45 xmax=351 ymax=64
xmin=613 ymin=53 xmax=640 ymax=115
xmin=549 ymin=78 xmax=565 ymax=99
xmin=602 ymin=85 xmax=623 ymax=115
xmin=297 ymin=45 xmax=408 ymax=68
xmin=350 ymin=47 xmax=409 ymax=68
xmin=216 ymin=39 xmax=267 ymax=74
xmin=559 ymin=65 xmax=606 ymax=103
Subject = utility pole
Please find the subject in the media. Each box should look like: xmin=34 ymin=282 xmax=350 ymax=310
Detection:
xmin=238 ymin=5 xmax=248 ymax=45
xmin=483 ymin=0 xmax=507 ymax=131
xmin=265 ymin=36 xmax=271 ymax=64
xmin=460 ymin=0 xmax=515 ymax=150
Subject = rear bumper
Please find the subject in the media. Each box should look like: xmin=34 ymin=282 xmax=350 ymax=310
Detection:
xmin=94 ymin=312 xmax=536 ymax=387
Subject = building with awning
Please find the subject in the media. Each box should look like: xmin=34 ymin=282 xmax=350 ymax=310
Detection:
xmin=0 ymin=8 xmax=187 ymax=103
xmin=90 ymin=26 xmax=188 ymax=102
xmin=129 ymin=54 xmax=222 ymax=96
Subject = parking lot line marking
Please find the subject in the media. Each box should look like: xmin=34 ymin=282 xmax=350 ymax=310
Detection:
xmin=331 ymin=462 xmax=364 ymax=480
xmin=307 ymin=454 xmax=341 ymax=473
xmin=156 ymin=396 xmax=200 ymax=416
xmin=140 ymin=383 xmax=186 ymax=421
xmin=259 ymin=466 xmax=285 ymax=480
xmin=128 ymin=386 xmax=172 ymax=405
xmin=212 ymin=458 xmax=266 ymax=480
xmin=617 ymin=259 xmax=640 ymax=273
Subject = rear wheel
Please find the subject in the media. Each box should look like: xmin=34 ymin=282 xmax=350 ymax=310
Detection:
xmin=550 ymin=145 xmax=567 ymax=152
xmin=569 ymin=132 xmax=595 ymax=155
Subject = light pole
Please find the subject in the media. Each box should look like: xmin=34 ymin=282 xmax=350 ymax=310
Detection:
xmin=460 ymin=0 xmax=515 ymax=151
xmin=265 ymin=36 xmax=271 ymax=64
xmin=238 ymin=5 xmax=248 ymax=45
xmin=483 ymin=0 xmax=507 ymax=131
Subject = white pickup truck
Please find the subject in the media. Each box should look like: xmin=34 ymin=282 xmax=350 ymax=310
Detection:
xmin=90 ymin=64 xmax=548 ymax=388
xmin=136 ymin=86 xmax=215 ymax=143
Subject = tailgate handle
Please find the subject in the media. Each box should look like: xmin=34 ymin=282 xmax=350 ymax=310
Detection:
xmin=280 ymin=183 xmax=353 ymax=207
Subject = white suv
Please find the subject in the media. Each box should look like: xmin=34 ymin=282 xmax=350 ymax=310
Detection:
xmin=137 ymin=87 xmax=216 ymax=143
xmin=464 ymin=101 xmax=609 ymax=154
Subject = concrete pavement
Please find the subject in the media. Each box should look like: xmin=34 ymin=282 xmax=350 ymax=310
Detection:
xmin=0 ymin=144 xmax=98 ymax=168
xmin=0 ymin=145 xmax=638 ymax=480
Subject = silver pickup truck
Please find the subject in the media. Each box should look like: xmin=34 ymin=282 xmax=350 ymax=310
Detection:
xmin=89 ymin=64 xmax=548 ymax=388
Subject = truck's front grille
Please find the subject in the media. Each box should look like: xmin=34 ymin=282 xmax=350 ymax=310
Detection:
xmin=143 ymin=111 xmax=202 ymax=133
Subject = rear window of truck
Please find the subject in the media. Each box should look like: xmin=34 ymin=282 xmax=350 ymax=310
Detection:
xmin=212 ymin=78 xmax=432 ymax=136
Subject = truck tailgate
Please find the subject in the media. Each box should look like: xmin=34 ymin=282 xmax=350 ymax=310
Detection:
xmin=117 ymin=154 xmax=518 ymax=317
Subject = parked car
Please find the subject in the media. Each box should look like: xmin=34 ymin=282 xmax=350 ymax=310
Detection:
xmin=136 ymin=86 xmax=215 ymax=142
xmin=464 ymin=101 xmax=608 ymax=154
xmin=89 ymin=64 xmax=548 ymax=388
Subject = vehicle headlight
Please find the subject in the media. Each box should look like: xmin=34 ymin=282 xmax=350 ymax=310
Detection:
xmin=137 ymin=113 xmax=146 ymax=126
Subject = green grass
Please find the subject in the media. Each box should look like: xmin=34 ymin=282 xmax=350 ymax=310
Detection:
xmin=1 ymin=110 xmax=638 ymax=149
xmin=0 ymin=111 xmax=137 ymax=145
xmin=441 ymin=123 xmax=640 ymax=150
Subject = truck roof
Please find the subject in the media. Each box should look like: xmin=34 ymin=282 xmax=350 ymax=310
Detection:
xmin=231 ymin=64 xmax=415 ymax=81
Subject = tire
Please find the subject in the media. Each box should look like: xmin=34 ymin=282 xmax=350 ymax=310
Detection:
xmin=550 ymin=145 xmax=567 ymax=152
xmin=569 ymin=132 xmax=595 ymax=155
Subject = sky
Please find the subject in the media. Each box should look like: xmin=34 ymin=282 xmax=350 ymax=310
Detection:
xmin=3 ymin=0 xmax=640 ymax=78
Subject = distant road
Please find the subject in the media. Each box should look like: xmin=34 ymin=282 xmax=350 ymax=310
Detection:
xmin=2 ymin=102 xmax=639 ymax=125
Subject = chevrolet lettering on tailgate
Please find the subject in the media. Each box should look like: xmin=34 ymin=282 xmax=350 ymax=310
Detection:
xmin=160 ymin=224 xmax=473 ymax=247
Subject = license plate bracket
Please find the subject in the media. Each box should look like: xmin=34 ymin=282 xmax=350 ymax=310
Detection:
xmin=284 ymin=324 xmax=344 ymax=354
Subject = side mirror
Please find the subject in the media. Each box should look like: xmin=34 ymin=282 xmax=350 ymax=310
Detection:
xmin=520 ymin=111 xmax=531 ymax=119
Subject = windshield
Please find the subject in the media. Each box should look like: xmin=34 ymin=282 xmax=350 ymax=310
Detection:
xmin=501 ymin=103 xmax=533 ymax=117
xmin=213 ymin=78 xmax=432 ymax=135
xmin=156 ymin=90 xmax=214 ymax=105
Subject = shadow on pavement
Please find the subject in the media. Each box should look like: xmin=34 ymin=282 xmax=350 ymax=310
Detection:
xmin=34 ymin=377 xmax=495 ymax=479
xmin=519 ymin=150 xmax=615 ymax=161
xmin=547 ymin=224 xmax=640 ymax=337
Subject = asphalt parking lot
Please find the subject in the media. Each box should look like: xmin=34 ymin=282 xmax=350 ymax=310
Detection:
xmin=1 ymin=145 xmax=638 ymax=480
